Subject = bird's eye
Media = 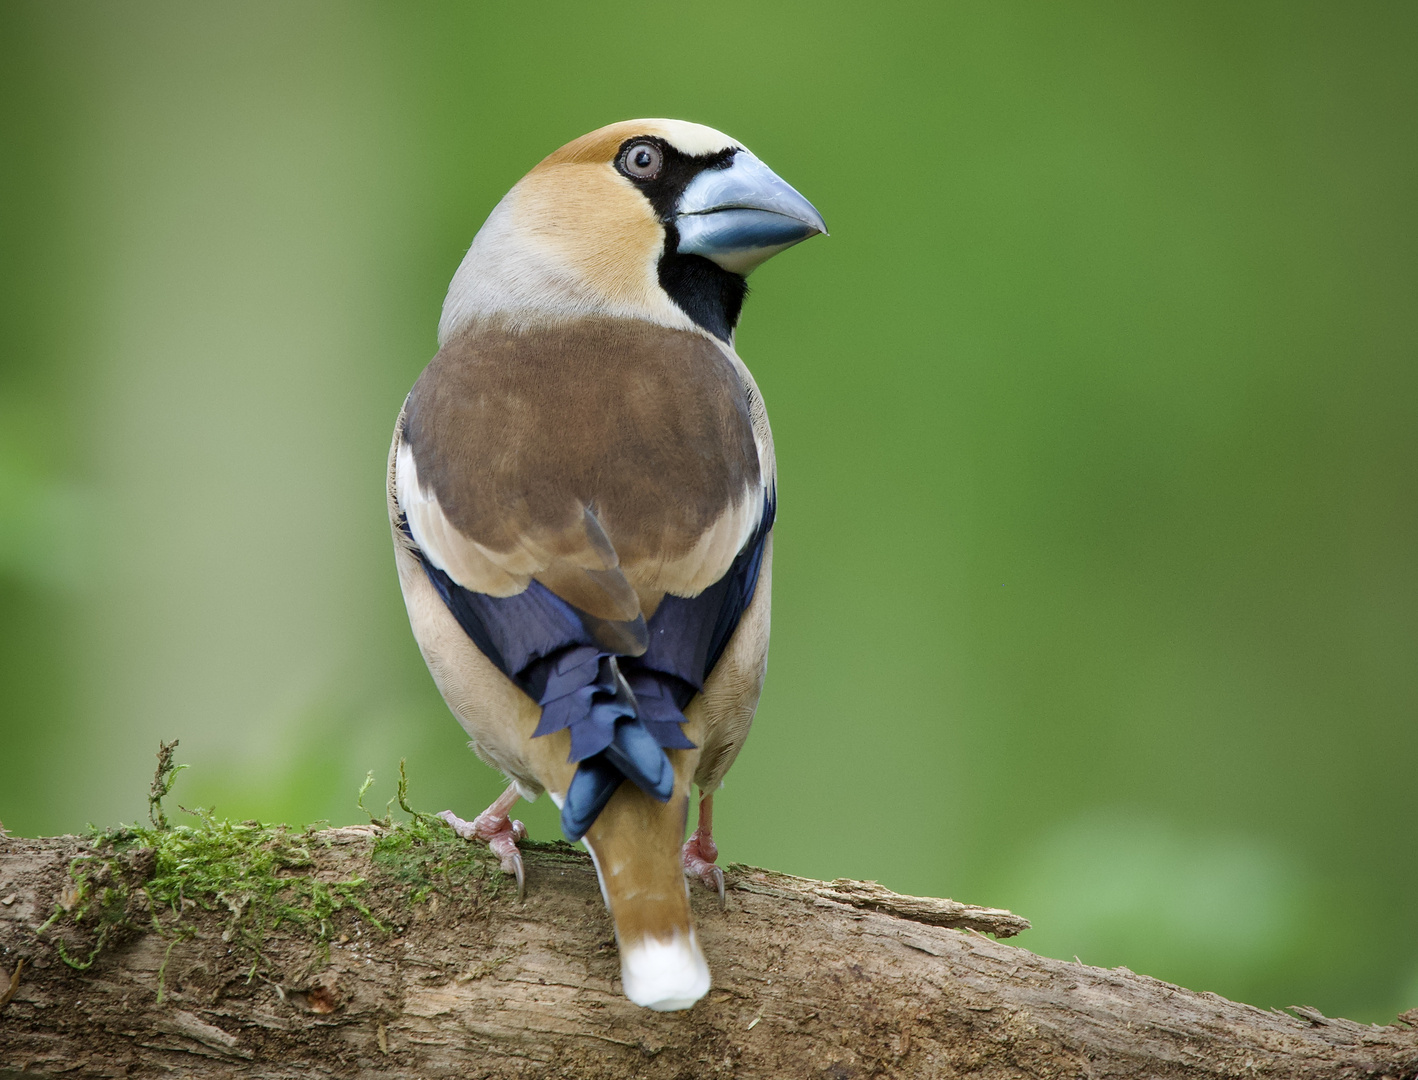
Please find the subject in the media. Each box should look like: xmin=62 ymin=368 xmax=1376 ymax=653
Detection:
xmin=620 ymin=141 xmax=663 ymax=180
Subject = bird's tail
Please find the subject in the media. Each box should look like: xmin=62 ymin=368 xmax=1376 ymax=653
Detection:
xmin=534 ymin=649 xmax=695 ymax=842
xmin=580 ymin=774 xmax=710 ymax=1011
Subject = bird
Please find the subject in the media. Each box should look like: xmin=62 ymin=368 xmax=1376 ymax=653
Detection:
xmin=386 ymin=119 xmax=824 ymax=1011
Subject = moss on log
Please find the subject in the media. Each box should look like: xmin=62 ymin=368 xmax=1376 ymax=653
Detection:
xmin=2 ymin=820 xmax=1415 ymax=1079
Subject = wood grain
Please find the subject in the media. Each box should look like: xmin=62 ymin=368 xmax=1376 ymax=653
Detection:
xmin=2 ymin=829 xmax=1414 ymax=1079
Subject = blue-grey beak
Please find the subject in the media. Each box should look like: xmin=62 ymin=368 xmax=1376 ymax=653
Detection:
xmin=674 ymin=150 xmax=827 ymax=276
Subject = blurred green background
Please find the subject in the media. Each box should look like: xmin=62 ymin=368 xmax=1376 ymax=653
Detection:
xmin=2 ymin=1 xmax=1415 ymax=1023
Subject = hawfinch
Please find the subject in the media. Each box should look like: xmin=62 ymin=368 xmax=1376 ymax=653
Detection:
xmin=387 ymin=119 xmax=824 ymax=1010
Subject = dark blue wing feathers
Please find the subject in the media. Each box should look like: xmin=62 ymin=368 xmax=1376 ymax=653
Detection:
xmin=420 ymin=562 xmax=593 ymax=677
xmin=643 ymin=490 xmax=775 ymax=687
xmin=401 ymin=491 xmax=774 ymax=842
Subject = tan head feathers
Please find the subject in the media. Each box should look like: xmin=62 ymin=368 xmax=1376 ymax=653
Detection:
xmin=536 ymin=119 xmax=743 ymax=169
xmin=437 ymin=119 xmax=820 ymax=346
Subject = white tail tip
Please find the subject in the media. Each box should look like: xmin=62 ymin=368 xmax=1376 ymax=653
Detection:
xmin=620 ymin=932 xmax=711 ymax=1011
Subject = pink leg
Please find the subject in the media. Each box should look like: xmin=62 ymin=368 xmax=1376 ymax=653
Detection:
xmin=682 ymin=793 xmax=725 ymax=907
xmin=439 ymin=785 xmax=528 ymax=900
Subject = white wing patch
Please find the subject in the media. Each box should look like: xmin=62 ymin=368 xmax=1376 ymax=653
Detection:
xmin=395 ymin=439 xmax=531 ymax=597
xmin=402 ymin=428 xmax=762 ymax=609
xmin=397 ymin=436 xmax=643 ymax=622
xmin=612 ymin=483 xmax=763 ymax=604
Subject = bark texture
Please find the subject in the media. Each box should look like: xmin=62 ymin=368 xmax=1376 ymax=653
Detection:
xmin=2 ymin=827 xmax=1415 ymax=1079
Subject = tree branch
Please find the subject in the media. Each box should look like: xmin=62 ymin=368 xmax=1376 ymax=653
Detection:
xmin=2 ymin=827 xmax=1415 ymax=1079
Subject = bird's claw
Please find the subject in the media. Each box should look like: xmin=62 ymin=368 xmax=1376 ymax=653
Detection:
xmin=499 ymin=847 xmax=526 ymax=902
xmin=438 ymin=807 xmax=528 ymax=901
xmin=682 ymin=832 xmax=726 ymax=909
xmin=707 ymin=864 xmax=725 ymax=908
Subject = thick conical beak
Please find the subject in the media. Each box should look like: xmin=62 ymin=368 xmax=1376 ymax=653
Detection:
xmin=674 ymin=150 xmax=827 ymax=276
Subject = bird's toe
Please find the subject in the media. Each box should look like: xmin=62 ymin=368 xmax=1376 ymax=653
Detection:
xmin=682 ymin=833 xmax=726 ymax=907
xmin=439 ymin=805 xmax=528 ymax=900
xmin=437 ymin=809 xmax=478 ymax=840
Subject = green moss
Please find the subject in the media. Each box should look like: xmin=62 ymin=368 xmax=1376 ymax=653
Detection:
xmin=39 ymin=811 xmax=379 ymax=985
xmin=364 ymin=757 xmax=500 ymax=901
xmin=368 ymin=818 xmax=585 ymax=905
xmin=370 ymin=813 xmax=487 ymax=903
xmin=35 ymin=748 xmax=517 ymax=993
xmin=147 ymin=738 xmax=186 ymax=830
xmin=151 ymin=810 xmax=379 ymax=939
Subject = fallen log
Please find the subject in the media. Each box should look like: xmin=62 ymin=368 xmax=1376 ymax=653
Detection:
xmin=1 ymin=821 xmax=1414 ymax=1079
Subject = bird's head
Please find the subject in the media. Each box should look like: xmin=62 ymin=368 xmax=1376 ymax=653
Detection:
xmin=439 ymin=119 xmax=826 ymax=345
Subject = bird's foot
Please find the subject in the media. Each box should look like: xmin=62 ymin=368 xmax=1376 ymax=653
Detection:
xmin=439 ymin=798 xmax=527 ymax=900
xmin=681 ymin=828 xmax=725 ymax=908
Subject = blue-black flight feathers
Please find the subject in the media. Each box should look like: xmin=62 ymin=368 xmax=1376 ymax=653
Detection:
xmin=402 ymin=491 xmax=773 ymax=841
